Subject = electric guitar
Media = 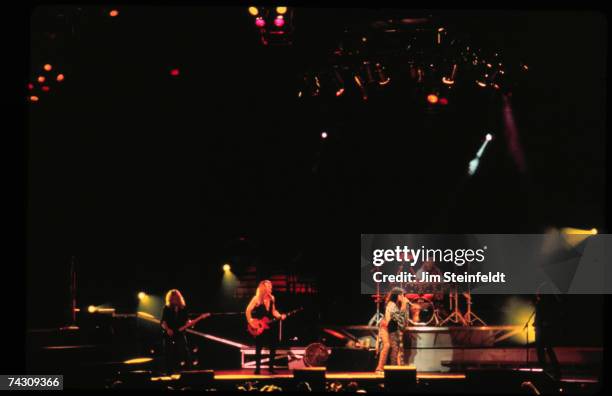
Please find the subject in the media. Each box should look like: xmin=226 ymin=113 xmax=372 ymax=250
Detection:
xmin=163 ymin=313 xmax=211 ymax=339
xmin=247 ymin=308 xmax=303 ymax=337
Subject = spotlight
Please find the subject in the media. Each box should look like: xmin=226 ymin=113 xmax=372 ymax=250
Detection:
xmin=27 ymin=83 xmax=34 ymax=90
xmin=248 ymin=7 xmax=259 ymax=16
xmin=138 ymin=292 xmax=147 ymax=300
xmin=29 ymin=95 xmax=39 ymax=102
xmin=41 ymin=86 xmax=50 ymax=92
xmin=223 ymin=264 xmax=231 ymax=272
xmin=321 ymin=132 xmax=328 ymax=139
xmin=56 ymin=74 xmax=65 ymax=82
xmin=37 ymin=76 xmax=45 ymax=83
xmin=439 ymin=98 xmax=448 ymax=105
xmin=274 ymin=15 xmax=285 ymax=27
xmin=427 ymin=94 xmax=439 ymax=104
xmin=276 ymin=7 xmax=287 ymax=14
xmin=255 ymin=17 xmax=265 ymax=27
xmin=486 ymin=133 xmax=493 ymax=141
xmin=170 ymin=68 xmax=180 ymax=76
xmin=109 ymin=9 xmax=119 ymax=17
xmin=43 ymin=64 xmax=52 ymax=71
xmin=442 ymin=77 xmax=455 ymax=85
xmin=591 ymin=228 xmax=598 ymax=235
xmin=88 ymin=305 xmax=97 ymax=313
xmin=476 ymin=80 xmax=487 ymax=88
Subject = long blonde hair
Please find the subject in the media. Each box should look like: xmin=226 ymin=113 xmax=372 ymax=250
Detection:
xmin=254 ymin=280 xmax=272 ymax=305
xmin=165 ymin=289 xmax=186 ymax=308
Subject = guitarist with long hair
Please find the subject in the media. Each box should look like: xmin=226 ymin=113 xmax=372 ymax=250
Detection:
xmin=246 ymin=280 xmax=286 ymax=374
xmin=161 ymin=289 xmax=202 ymax=374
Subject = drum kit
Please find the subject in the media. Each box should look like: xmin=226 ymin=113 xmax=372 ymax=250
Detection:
xmin=369 ymin=264 xmax=486 ymax=327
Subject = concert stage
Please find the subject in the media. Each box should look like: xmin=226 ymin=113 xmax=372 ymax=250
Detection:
xmin=98 ymin=368 xmax=603 ymax=392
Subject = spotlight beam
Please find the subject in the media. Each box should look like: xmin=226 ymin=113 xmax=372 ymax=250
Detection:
xmin=468 ymin=133 xmax=493 ymax=176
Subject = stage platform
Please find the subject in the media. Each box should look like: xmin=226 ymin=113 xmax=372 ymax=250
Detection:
xmin=142 ymin=369 xmax=600 ymax=393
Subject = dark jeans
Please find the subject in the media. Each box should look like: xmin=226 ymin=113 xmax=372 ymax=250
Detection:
xmin=163 ymin=333 xmax=192 ymax=374
xmin=535 ymin=325 xmax=560 ymax=378
xmin=254 ymin=327 xmax=278 ymax=371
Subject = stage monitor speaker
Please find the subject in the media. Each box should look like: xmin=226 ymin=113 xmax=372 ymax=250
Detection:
xmin=178 ymin=370 xmax=214 ymax=389
xmin=384 ymin=365 xmax=417 ymax=392
xmin=326 ymin=348 xmax=376 ymax=372
xmin=293 ymin=367 xmax=326 ymax=392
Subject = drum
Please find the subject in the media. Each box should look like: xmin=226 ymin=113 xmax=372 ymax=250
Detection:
xmin=406 ymin=296 xmax=435 ymax=325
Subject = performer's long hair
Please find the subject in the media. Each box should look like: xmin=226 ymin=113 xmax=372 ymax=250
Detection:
xmin=385 ymin=287 xmax=405 ymax=306
xmin=165 ymin=289 xmax=186 ymax=308
xmin=254 ymin=280 xmax=272 ymax=305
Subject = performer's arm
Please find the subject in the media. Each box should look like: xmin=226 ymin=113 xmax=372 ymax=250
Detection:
xmin=161 ymin=308 xmax=173 ymax=336
xmin=246 ymin=297 xmax=257 ymax=325
xmin=271 ymin=296 xmax=286 ymax=320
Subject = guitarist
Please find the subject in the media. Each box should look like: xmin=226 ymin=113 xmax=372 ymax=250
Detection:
xmin=245 ymin=280 xmax=286 ymax=374
xmin=161 ymin=289 xmax=193 ymax=374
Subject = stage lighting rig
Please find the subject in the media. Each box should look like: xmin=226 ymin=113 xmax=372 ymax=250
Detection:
xmin=247 ymin=6 xmax=294 ymax=46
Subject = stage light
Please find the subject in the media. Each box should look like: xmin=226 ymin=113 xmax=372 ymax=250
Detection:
xmin=56 ymin=74 xmax=65 ymax=82
xmin=138 ymin=292 xmax=147 ymax=300
xmin=427 ymin=94 xmax=439 ymax=104
xmin=276 ymin=7 xmax=287 ymax=14
xmin=321 ymin=132 xmax=328 ymax=139
xmin=502 ymin=296 xmax=535 ymax=344
xmin=248 ymin=7 xmax=259 ymax=16
xmin=335 ymin=88 xmax=345 ymax=96
xmin=439 ymin=98 xmax=448 ymax=105
xmin=592 ymin=228 xmax=598 ymax=235
xmin=476 ymin=80 xmax=487 ymax=88
xmin=274 ymin=15 xmax=285 ymax=27
xmin=109 ymin=9 xmax=119 ymax=17
xmin=124 ymin=357 xmax=153 ymax=365
xmin=442 ymin=77 xmax=455 ymax=85
xmin=27 ymin=83 xmax=33 ymax=90
xmin=522 ymin=64 xmax=529 ymax=71
xmin=486 ymin=133 xmax=493 ymax=141
xmin=170 ymin=68 xmax=180 ymax=76
xmin=255 ymin=16 xmax=265 ymax=27
xmin=41 ymin=86 xmax=50 ymax=92
xmin=37 ymin=76 xmax=45 ymax=83
xmin=88 ymin=305 xmax=97 ymax=313
xmin=438 ymin=27 xmax=445 ymax=32
xmin=137 ymin=311 xmax=155 ymax=320
xmin=43 ymin=64 xmax=52 ymax=71
xmin=223 ymin=263 xmax=231 ymax=272
xmin=29 ymin=95 xmax=39 ymax=102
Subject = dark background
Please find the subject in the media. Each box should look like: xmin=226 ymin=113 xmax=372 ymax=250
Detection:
xmin=26 ymin=7 xmax=605 ymax=350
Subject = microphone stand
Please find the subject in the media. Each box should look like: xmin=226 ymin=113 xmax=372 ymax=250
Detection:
xmin=524 ymin=309 xmax=535 ymax=367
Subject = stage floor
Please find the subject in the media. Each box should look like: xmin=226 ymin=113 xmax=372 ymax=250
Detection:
xmin=150 ymin=369 xmax=598 ymax=384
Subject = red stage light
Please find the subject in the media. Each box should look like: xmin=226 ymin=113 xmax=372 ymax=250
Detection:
xmin=335 ymin=88 xmax=345 ymax=97
xmin=274 ymin=16 xmax=285 ymax=27
xmin=29 ymin=95 xmax=39 ymax=102
xmin=56 ymin=74 xmax=65 ymax=82
xmin=170 ymin=68 xmax=180 ymax=76
xmin=109 ymin=9 xmax=119 ymax=17
xmin=27 ymin=83 xmax=34 ymax=90
xmin=255 ymin=17 xmax=265 ymax=27
xmin=439 ymin=98 xmax=448 ymax=105
xmin=41 ymin=86 xmax=50 ymax=92
xmin=427 ymin=94 xmax=439 ymax=104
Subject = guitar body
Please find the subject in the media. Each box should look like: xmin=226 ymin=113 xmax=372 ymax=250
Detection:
xmin=246 ymin=308 xmax=303 ymax=338
xmin=247 ymin=317 xmax=272 ymax=337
